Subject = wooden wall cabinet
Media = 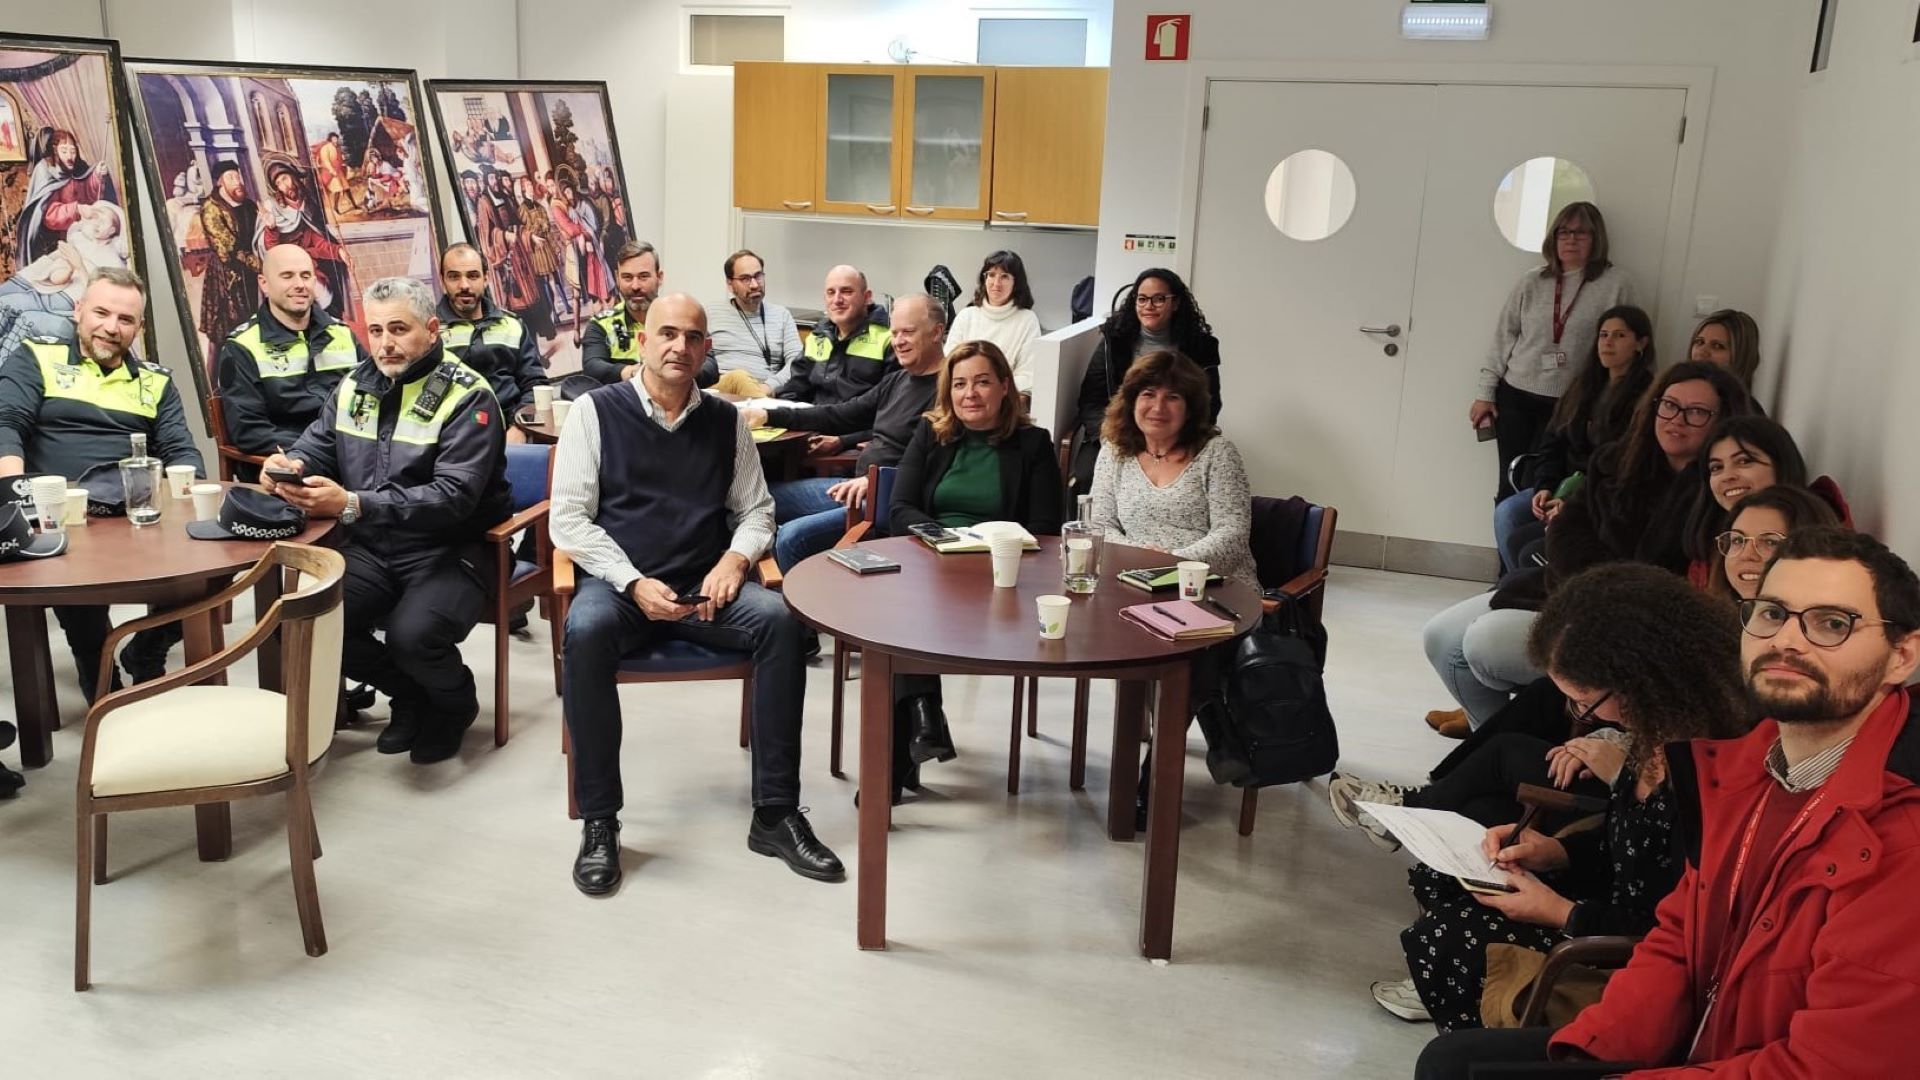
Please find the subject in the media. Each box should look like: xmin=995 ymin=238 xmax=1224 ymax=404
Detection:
xmin=734 ymin=62 xmax=821 ymax=213
xmin=988 ymin=67 xmax=1108 ymax=227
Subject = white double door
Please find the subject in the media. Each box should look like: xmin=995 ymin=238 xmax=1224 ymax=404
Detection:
xmin=1191 ymin=80 xmax=1687 ymax=548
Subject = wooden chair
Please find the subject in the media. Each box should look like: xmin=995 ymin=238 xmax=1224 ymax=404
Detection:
xmin=552 ymin=549 xmax=755 ymax=819
xmin=1005 ymin=432 xmax=1086 ymax=792
xmin=827 ymin=464 xmax=897 ymax=778
xmin=479 ymin=443 xmax=556 ymax=746
xmin=73 ymin=543 xmax=345 ymax=991
xmin=207 ymin=394 xmax=266 ymax=482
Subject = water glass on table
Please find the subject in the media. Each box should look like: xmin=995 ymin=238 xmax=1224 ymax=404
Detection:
xmin=1061 ymin=521 xmax=1102 ymax=594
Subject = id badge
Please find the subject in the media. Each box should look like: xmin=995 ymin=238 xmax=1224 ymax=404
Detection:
xmin=1544 ymin=350 xmax=1569 ymax=370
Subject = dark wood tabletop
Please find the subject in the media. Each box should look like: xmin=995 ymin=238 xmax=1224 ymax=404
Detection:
xmin=782 ymin=535 xmax=1262 ymax=962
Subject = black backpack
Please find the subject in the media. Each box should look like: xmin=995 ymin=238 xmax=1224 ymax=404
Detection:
xmin=1221 ymin=590 xmax=1338 ymax=788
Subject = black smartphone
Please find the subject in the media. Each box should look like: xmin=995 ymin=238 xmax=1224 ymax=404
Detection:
xmin=264 ymin=467 xmax=307 ymax=485
xmin=1458 ymin=876 xmax=1520 ymax=895
xmin=1474 ymin=424 xmax=1499 ymax=443
xmin=909 ymin=522 xmax=960 ymax=544
xmin=674 ymin=593 xmax=710 ymax=606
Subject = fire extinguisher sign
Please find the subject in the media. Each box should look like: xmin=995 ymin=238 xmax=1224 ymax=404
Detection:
xmin=1145 ymin=14 xmax=1190 ymax=62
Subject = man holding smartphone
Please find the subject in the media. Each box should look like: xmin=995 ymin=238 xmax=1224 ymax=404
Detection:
xmin=549 ymin=291 xmax=841 ymax=897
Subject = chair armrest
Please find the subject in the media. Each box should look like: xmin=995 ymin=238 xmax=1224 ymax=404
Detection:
xmin=756 ymin=556 xmax=783 ymax=589
xmin=553 ymin=547 xmax=576 ymax=597
xmin=833 ymin=521 xmax=873 ymax=550
xmin=84 ymin=592 xmax=292 ymax=737
xmin=1517 ymin=782 xmax=1611 ymax=819
xmin=218 ymin=443 xmax=267 ymax=466
xmin=94 ymin=556 xmax=284 ymax=700
xmin=485 ymin=500 xmax=550 ymax=543
xmin=1519 ymin=935 xmax=1642 ymax=1027
xmin=1274 ymin=566 xmax=1328 ymax=600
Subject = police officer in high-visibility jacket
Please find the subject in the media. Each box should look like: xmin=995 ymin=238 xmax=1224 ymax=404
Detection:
xmin=214 ymin=245 xmax=366 ymax=473
xmin=582 ymin=240 xmax=716 ymax=387
xmin=0 ymin=268 xmax=204 ymax=694
xmin=262 ymin=276 xmax=511 ymax=766
xmin=775 ymin=264 xmax=893 ymax=440
xmin=436 ymin=242 xmax=548 ymax=429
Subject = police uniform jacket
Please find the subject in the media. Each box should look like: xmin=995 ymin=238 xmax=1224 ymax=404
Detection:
xmin=776 ymin=316 xmax=892 ymax=410
xmin=435 ymin=295 xmax=548 ymax=415
xmin=581 ymin=303 xmax=717 ymax=387
xmin=215 ymin=302 xmax=365 ymax=455
xmin=0 ymin=337 xmax=205 ymax=479
xmin=287 ymin=341 xmax=511 ymax=557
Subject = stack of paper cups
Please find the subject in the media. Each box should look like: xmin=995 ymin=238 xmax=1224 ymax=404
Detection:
xmin=989 ymin=534 xmax=1024 ymax=588
xmin=29 ymin=475 xmax=66 ymax=532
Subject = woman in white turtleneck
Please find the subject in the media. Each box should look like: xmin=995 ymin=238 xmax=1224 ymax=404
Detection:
xmin=945 ymin=249 xmax=1043 ymax=393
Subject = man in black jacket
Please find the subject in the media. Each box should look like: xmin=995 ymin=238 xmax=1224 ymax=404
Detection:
xmin=261 ymin=276 xmax=510 ymax=765
xmin=746 ymin=293 xmax=942 ymax=571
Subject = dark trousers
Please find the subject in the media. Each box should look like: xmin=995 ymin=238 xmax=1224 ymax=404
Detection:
xmin=1493 ymin=380 xmax=1559 ymax=501
xmin=1415 ymin=1027 xmax=1627 ymax=1079
xmin=52 ymin=607 xmax=184 ymax=700
xmin=563 ymin=574 xmax=804 ymax=819
xmin=341 ymin=542 xmax=486 ymax=716
xmin=1405 ymin=733 xmax=1610 ymax=828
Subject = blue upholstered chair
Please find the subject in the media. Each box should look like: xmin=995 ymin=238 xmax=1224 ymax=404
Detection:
xmin=481 ymin=443 xmax=556 ymax=747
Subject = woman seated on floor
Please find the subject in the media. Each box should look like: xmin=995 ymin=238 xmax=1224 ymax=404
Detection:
xmin=1371 ymin=563 xmax=1751 ymax=1031
xmin=1708 ymin=484 xmax=1842 ymax=601
xmin=878 ymin=340 xmax=1062 ymax=802
xmin=1681 ymin=415 xmax=1849 ymax=588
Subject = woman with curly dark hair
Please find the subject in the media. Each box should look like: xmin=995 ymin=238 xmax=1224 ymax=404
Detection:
xmin=1069 ymin=267 xmax=1221 ymax=493
xmin=1365 ymin=564 xmax=1751 ymax=1031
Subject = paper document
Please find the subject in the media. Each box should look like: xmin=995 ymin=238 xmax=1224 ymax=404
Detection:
xmin=1355 ymin=803 xmax=1508 ymax=885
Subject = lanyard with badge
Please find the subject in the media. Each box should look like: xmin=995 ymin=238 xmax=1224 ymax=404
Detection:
xmin=1545 ymin=272 xmax=1586 ymax=371
xmin=740 ymin=304 xmax=780 ymax=372
xmin=1685 ymin=785 xmax=1830 ymax=1062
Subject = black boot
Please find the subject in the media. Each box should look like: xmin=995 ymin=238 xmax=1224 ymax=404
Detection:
xmin=376 ymin=698 xmax=422 ymax=754
xmin=906 ymin=694 xmax=956 ymax=764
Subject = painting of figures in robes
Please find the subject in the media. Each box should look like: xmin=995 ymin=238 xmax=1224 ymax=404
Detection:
xmin=428 ymin=80 xmax=631 ymax=375
xmin=0 ymin=35 xmax=152 ymax=364
xmin=125 ymin=58 xmax=447 ymax=422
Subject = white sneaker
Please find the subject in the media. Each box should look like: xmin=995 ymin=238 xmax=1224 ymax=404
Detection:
xmin=1328 ymin=774 xmax=1409 ymax=851
xmin=1371 ymin=978 xmax=1431 ymax=1022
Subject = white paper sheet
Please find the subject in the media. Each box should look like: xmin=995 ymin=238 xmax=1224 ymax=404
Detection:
xmin=1355 ymin=802 xmax=1509 ymax=885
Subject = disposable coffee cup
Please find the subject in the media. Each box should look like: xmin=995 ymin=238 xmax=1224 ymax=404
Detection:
xmin=165 ymin=464 xmax=196 ymax=499
xmin=989 ymin=535 xmax=1024 ymax=588
xmin=64 ymin=487 xmax=88 ymax=526
xmin=1177 ymin=560 xmax=1209 ymax=601
xmin=551 ymin=399 xmax=573 ymax=429
xmin=533 ymin=384 xmax=555 ymax=420
xmin=29 ymin=475 xmax=67 ymax=531
xmin=1036 ymin=595 xmax=1071 ymax=640
xmin=190 ymin=482 xmax=223 ymax=522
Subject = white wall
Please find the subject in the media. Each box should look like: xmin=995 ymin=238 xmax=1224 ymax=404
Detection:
xmin=1096 ymin=0 xmax=1804 ymax=368
xmin=1760 ymin=0 xmax=1920 ymax=556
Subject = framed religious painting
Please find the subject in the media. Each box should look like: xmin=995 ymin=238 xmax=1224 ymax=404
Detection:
xmin=123 ymin=58 xmax=449 ymax=426
xmin=426 ymin=79 xmax=632 ymax=375
xmin=0 ymin=34 xmax=156 ymax=366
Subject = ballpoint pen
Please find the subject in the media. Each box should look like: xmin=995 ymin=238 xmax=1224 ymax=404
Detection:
xmin=1202 ymin=597 xmax=1241 ymax=622
xmin=1152 ymin=604 xmax=1186 ymax=625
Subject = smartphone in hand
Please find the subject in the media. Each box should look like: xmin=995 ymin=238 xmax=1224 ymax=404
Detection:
xmin=673 ymin=593 xmax=711 ymax=606
xmin=264 ymin=467 xmax=307 ymax=485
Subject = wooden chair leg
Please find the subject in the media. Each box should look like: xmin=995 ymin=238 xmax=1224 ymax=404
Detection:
xmin=285 ymin=788 xmax=327 ymax=957
xmin=829 ymin=641 xmax=847 ymax=778
xmin=1238 ymin=787 xmax=1259 ymax=837
xmin=1026 ymin=676 xmax=1039 ymax=738
xmin=1007 ymin=678 xmax=1025 ymax=795
xmin=494 ymin=618 xmax=511 ymax=748
xmin=1069 ymin=679 xmax=1090 ymax=791
xmin=310 ymin=811 xmax=323 ymax=860
xmin=92 ymin=813 xmax=108 ymax=885
xmin=75 ymin=809 xmax=94 ymax=991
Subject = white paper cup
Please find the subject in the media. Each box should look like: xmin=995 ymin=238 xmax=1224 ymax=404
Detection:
xmin=29 ymin=475 xmax=67 ymax=531
xmin=190 ymin=482 xmax=223 ymax=522
xmin=1177 ymin=560 xmax=1209 ymax=601
xmin=989 ymin=535 xmax=1024 ymax=588
xmin=1037 ymin=595 xmax=1071 ymax=639
xmin=64 ymin=487 xmax=88 ymax=525
xmin=551 ymin=399 xmax=572 ymax=429
xmin=165 ymin=464 xmax=196 ymax=499
xmin=533 ymin=384 xmax=555 ymax=419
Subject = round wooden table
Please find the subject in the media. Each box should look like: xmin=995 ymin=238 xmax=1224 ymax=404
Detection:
xmin=0 ymin=482 xmax=337 ymax=771
xmin=513 ymin=406 xmax=561 ymax=444
xmin=782 ymin=535 xmax=1263 ymax=961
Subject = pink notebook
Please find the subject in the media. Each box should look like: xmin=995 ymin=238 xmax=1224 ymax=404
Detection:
xmin=1119 ymin=599 xmax=1236 ymax=641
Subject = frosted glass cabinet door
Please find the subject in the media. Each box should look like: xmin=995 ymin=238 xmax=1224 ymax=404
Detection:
xmin=905 ymin=73 xmax=994 ymax=219
xmin=823 ymin=72 xmax=897 ymax=212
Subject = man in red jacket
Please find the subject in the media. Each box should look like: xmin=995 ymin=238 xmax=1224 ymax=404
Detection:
xmin=1416 ymin=526 xmax=1920 ymax=1079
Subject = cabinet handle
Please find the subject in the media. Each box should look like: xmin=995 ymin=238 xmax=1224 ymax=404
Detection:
xmin=993 ymin=210 xmax=1029 ymax=220
xmin=904 ymin=206 xmax=935 ymax=216
xmin=781 ymin=199 xmax=813 ymax=210
xmin=865 ymin=203 xmax=897 ymax=214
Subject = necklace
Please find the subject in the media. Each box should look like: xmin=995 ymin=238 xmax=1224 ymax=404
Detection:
xmin=1146 ymin=445 xmax=1179 ymax=462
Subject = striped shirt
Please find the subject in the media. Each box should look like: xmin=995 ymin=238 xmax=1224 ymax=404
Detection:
xmin=705 ymin=299 xmax=803 ymax=392
xmin=548 ymin=382 xmax=774 ymax=593
xmin=1764 ymin=736 xmax=1856 ymax=793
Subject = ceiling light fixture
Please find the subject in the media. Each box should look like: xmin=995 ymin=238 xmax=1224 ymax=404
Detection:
xmin=1402 ymin=2 xmax=1492 ymax=41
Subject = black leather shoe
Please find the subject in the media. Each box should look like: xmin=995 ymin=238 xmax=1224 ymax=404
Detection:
xmin=801 ymin=628 xmax=822 ymax=663
xmin=572 ymin=817 xmax=622 ymax=896
xmin=0 ymin=760 xmax=23 ymax=799
xmin=906 ymin=695 xmax=957 ymax=764
xmin=0 ymin=720 xmax=14 ymax=751
xmin=344 ymin=684 xmax=377 ymax=713
xmin=410 ymin=701 xmax=478 ymax=765
xmin=748 ymin=809 xmax=845 ymax=882
xmin=376 ymin=706 xmax=420 ymax=754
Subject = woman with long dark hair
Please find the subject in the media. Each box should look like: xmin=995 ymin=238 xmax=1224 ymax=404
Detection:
xmin=944 ymin=250 xmax=1043 ymax=392
xmin=1469 ymin=202 xmax=1637 ymax=502
xmin=1070 ymin=267 xmax=1221 ymax=494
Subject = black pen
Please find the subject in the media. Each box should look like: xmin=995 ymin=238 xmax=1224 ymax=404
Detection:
xmin=1152 ymin=604 xmax=1186 ymax=626
xmin=1499 ymin=803 xmax=1543 ymax=856
xmin=1202 ymin=597 xmax=1241 ymax=622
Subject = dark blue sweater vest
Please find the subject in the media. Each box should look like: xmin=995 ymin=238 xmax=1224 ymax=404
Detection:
xmin=588 ymin=385 xmax=737 ymax=593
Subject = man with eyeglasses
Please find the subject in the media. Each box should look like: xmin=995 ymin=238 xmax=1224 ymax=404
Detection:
xmin=705 ymin=249 xmax=801 ymax=394
xmin=1535 ymin=527 xmax=1920 ymax=1074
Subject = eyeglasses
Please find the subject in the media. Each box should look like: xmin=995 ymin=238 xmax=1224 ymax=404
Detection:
xmin=731 ymin=272 xmax=766 ymax=283
xmin=1716 ymin=531 xmax=1788 ymax=558
xmin=1739 ymin=598 xmax=1894 ymax=648
xmin=1563 ymin=689 xmax=1613 ymax=731
xmin=1655 ymin=397 xmax=1718 ymax=428
xmin=1134 ymin=293 xmax=1174 ymax=309
xmin=1555 ymin=228 xmax=1594 ymax=240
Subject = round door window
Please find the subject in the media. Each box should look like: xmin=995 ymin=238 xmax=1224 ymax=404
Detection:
xmin=1264 ymin=149 xmax=1357 ymax=242
xmin=1493 ymin=157 xmax=1597 ymax=252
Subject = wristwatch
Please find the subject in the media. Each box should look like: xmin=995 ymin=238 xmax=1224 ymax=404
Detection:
xmin=339 ymin=491 xmax=361 ymax=525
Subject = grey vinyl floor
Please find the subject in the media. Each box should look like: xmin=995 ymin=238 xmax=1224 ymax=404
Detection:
xmin=0 ymin=566 xmax=1483 ymax=1079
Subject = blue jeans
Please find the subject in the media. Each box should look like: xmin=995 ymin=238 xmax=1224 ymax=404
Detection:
xmin=771 ymin=477 xmax=852 ymax=572
xmin=562 ymin=574 xmax=804 ymax=819
xmin=1493 ymin=489 xmax=1537 ymax=573
xmin=1422 ymin=592 xmax=1543 ymax=728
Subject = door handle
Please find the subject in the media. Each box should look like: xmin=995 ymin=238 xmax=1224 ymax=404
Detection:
xmin=1359 ymin=324 xmax=1402 ymax=338
xmin=904 ymin=206 xmax=935 ymax=216
xmin=993 ymin=210 xmax=1029 ymax=220
xmin=865 ymin=203 xmax=897 ymax=214
xmin=781 ymin=199 xmax=813 ymax=210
